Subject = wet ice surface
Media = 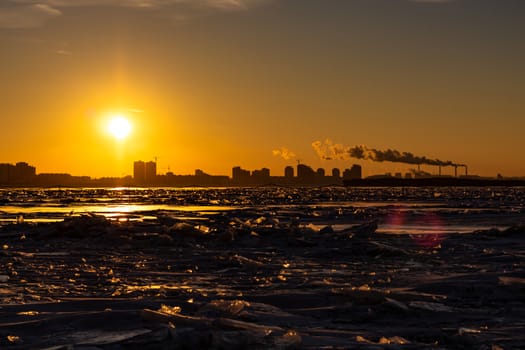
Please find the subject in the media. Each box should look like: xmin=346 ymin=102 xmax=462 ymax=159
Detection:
xmin=0 ymin=187 xmax=524 ymax=349
xmin=1 ymin=187 xmax=524 ymax=232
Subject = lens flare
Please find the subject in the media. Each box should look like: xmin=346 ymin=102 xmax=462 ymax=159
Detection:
xmin=410 ymin=213 xmax=446 ymax=249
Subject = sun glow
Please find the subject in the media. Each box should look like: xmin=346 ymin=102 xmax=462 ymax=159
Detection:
xmin=107 ymin=115 xmax=132 ymax=140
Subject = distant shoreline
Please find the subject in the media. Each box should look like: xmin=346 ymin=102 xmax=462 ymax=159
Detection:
xmin=2 ymin=178 xmax=525 ymax=189
xmin=344 ymin=177 xmax=525 ymax=187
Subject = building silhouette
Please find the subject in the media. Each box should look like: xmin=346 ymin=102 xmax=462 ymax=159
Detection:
xmin=232 ymin=166 xmax=251 ymax=185
xmin=252 ymin=168 xmax=270 ymax=178
xmin=145 ymin=161 xmax=156 ymax=181
xmin=297 ymin=164 xmax=316 ymax=180
xmin=284 ymin=166 xmax=294 ymax=178
xmin=134 ymin=160 xmax=157 ymax=185
xmin=0 ymin=162 xmax=36 ymax=184
xmin=0 ymin=164 xmax=9 ymax=183
xmin=133 ymin=161 xmax=145 ymax=183
xmin=0 ymin=160 xmax=367 ymax=188
xmin=343 ymin=164 xmax=362 ymax=180
xmin=14 ymin=162 xmax=36 ymax=180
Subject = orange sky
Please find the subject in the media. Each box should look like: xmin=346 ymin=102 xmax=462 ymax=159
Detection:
xmin=1 ymin=0 xmax=524 ymax=178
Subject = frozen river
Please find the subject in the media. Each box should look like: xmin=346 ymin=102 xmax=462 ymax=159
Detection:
xmin=1 ymin=186 xmax=525 ymax=348
xmin=1 ymin=186 xmax=524 ymax=235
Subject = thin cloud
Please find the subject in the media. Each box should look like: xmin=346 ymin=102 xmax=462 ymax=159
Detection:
xmin=0 ymin=4 xmax=61 ymax=29
xmin=409 ymin=0 xmax=456 ymax=3
xmin=0 ymin=0 xmax=461 ymax=29
xmin=55 ymin=49 xmax=72 ymax=55
xmin=8 ymin=0 xmax=264 ymax=10
xmin=1 ymin=0 xmax=267 ymax=28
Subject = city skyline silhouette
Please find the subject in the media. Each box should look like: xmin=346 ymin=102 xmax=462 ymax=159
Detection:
xmin=2 ymin=158 xmax=524 ymax=188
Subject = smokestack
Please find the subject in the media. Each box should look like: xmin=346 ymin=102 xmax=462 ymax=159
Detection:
xmin=439 ymin=166 xmax=441 ymax=176
xmin=454 ymin=165 xmax=458 ymax=178
xmin=465 ymin=165 xmax=468 ymax=177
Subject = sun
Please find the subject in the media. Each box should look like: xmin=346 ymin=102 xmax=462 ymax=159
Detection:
xmin=107 ymin=115 xmax=132 ymax=140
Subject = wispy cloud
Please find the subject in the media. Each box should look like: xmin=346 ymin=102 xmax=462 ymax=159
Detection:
xmin=55 ymin=49 xmax=72 ymax=55
xmin=9 ymin=0 xmax=263 ymax=8
xmin=409 ymin=0 xmax=456 ymax=3
xmin=0 ymin=4 xmax=61 ymax=29
xmin=0 ymin=0 xmax=462 ymax=29
xmin=0 ymin=0 xmax=266 ymax=28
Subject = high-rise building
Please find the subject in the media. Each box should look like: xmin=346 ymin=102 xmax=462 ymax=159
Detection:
xmin=145 ymin=161 xmax=157 ymax=182
xmin=351 ymin=164 xmax=362 ymax=179
xmin=14 ymin=162 xmax=36 ymax=180
xmin=343 ymin=164 xmax=362 ymax=180
xmin=284 ymin=166 xmax=294 ymax=178
xmin=0 ymin=162 xmax=36 ymax=183
xmin=252 ymin=168 xmax=270 ymax=182
xmin=232 ymin=166 xmax=250 ymax=184
xmin=133 ymin=161 xmax=146 ymax=183
xmin=297 ymin=164 xmax=315 ymax=179
xmin=0 ymin=164 xmax=10 ymax=183
xmin=134 ymin=160 xmax=157 ymax=185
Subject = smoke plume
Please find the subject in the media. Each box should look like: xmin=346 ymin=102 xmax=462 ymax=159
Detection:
xmin=312 ymin=140 xmax=463 ymax=167
xmin=272 ymin=147 xmax=296 ymax=160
